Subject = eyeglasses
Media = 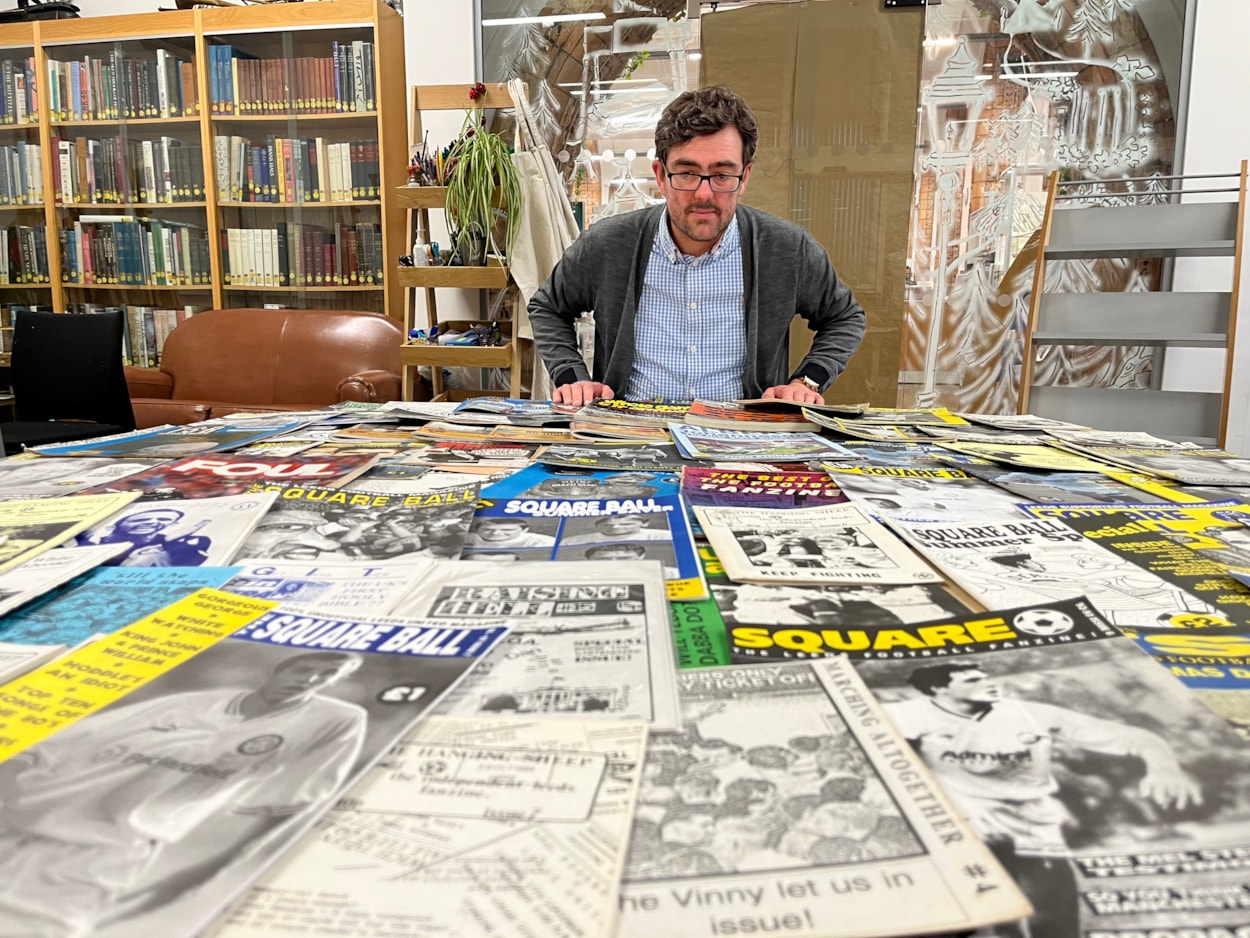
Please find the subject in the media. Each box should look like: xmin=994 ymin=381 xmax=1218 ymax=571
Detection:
xmin=664 ymin=168 xmax=745 ymax=192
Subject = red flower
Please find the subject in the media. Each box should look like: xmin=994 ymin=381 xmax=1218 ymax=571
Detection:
xmin=469 ymin=82 xmax=487 ymax=101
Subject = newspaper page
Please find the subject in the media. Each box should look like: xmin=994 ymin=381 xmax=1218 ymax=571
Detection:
xmin=74 ymin=490 xmax=278 ymax=566
xmin=617 ymin=658 xmax=1030 ymax=938
xmin=0 ymin=543 xmax=125 ymax=617
xmin=0 ymin=490 xmax=140 ymax=573
xmin=958 ymin=412 xmax=1089 ymax=432
xmin=852 ymin=597 xmax=1250 ymax=938
xmin=851 ymin=406 xmax=969 ymax=425
xmin=823 ymin=465 xmax=1025 ymax=522
xmin=394 ymin=559 xmax=682 ymax=730
xmin=1057 ymin=444 xmax=1250 ymax=485
xmin=220 ymin=559 xmax=438 ymax=616
xmin=208 ymin=716 xmax=648 ymax=938
xmin=935 ymin=441 xmax=1116 ymax=473
xmin=0 ymin=594 xmax=511 ymax=938
xmin=0 ymin=455 xmax=159 ymax=499
xmin=890 ymin=515 xmax=1221 ymax=627
xmin=469 ymin=490 xmax=706 ymax=601
xmin=695 ymin=503 xmax=942 ymax=585
xmin=669 ymin=424 xmax=858 ymax=462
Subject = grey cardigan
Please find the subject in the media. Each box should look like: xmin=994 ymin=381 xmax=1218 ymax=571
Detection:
xmin=528 ymin=203 xmax=866 ymax=397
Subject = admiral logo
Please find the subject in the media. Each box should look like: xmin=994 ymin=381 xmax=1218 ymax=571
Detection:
xmin=237 ymin=734 xmax=283 ymax=755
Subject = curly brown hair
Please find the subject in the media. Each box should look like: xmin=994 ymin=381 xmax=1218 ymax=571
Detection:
xmin=654 ymin=84 xmax=758 ymax=168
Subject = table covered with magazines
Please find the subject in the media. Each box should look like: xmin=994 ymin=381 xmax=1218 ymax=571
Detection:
xmin=0 ymin=397 xmax=1248 ymax=938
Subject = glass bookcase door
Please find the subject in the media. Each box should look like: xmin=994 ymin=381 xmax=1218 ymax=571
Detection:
xmin=205 ymin=24 xmax=384 ymax=315
xmin=44 ymin=33 xmax=210 ymax=368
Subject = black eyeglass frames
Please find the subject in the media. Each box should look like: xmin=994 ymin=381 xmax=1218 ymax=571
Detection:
xmin=663 ymin=167 xmax=745 ymax=192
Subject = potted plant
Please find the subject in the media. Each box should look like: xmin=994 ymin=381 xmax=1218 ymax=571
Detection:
xmin=444 ymin=82 xmax=522 ymax=267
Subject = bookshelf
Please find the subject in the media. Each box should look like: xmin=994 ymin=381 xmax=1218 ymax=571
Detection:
xmin=0 ymin=0 xmax=405 ymax=368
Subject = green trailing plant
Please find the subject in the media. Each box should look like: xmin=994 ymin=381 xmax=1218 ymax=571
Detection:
xmin=444 ymin=83 xmax=523 ymax=265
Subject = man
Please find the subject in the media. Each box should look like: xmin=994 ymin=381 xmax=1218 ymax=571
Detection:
xmin=79 ymin=507 xmax=211 ymax=566
xmin=886 ymin=662 xmax=1200 ymax=938
xmin=562 ymin=514 xmax=671 ymax=545
xmin=464 ymin=517 xmax=556 ymax=549
xmin=238 ymin=508 xmax=341 ymax=561
xmin=530 ymin=85 xmax=865 ymax=406
xmin=0 ymin=651 xmax=367 ymax=936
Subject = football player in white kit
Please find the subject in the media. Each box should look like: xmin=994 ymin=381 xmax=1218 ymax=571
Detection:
xmin=0 ymin=650 xmax=368 ymax=937
xmin=885 ymin=662 xmax=1200 ymax=938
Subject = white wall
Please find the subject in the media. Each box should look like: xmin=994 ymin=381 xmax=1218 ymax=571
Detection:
xmin=1168 ymin=0 xmax=1250 ymax=449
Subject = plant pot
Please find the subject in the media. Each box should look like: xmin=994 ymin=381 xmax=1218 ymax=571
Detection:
xmin=466 ymin=232 xmax=488 ymax=268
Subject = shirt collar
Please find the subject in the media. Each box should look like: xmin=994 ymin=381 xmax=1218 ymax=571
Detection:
xmin=656 ymin=209 xmax=739 ymax=266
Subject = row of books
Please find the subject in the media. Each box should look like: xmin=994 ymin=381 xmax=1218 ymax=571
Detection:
xmin=0 ymin=57 xmax=36 ymax=125
xmin=59 ymin=216 xmax=210 ymax=286
xmin=54 ymin=136 xmax=204 ymax=205
xmin=221 ymin=221 xmax=383 ymax=287
xmin=46 ymin=50 xmax=196 ymax=123
xmin=207 ymin=41 xmax=375 ymax=116
xmin=213 ymin=135 xmax=379 ymax=203
xmin=67 ymin=301 xmax=201 ymax=367
xmin=0 ymin=141 xmax=41 ymax=205
xmin=0 ymin=223 xmax=48 ymax=283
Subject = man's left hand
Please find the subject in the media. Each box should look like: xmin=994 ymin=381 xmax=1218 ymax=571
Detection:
xmin=1140 ymin=765 xmax=1203 ymax=810
xmin=763 ymin=380 xmax=824 ymax=404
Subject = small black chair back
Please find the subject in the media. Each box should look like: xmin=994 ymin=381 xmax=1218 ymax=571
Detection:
xmin=11 ymin=310 xmax=136 ymax=430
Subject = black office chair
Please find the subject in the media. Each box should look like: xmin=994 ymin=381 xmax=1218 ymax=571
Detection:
xmin=4 ymin=310 xmax=136 ymax=456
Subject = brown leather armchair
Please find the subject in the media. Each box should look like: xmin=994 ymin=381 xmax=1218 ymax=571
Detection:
xmin=125 ymin=308 xmax=403 ymax=428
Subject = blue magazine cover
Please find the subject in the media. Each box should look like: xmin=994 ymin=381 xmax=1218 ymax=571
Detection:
xmin=0 ymin=565 xmax=242 ymax=646
xmin=469 ymin=488 xmax=706 ymax=601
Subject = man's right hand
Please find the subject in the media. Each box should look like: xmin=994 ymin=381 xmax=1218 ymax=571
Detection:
xmin=553 ymin=381 xmax=615 ymax=406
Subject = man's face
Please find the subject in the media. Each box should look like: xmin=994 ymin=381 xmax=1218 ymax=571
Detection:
xmin=261 ymin=659 xmax=350 ymax=703
xmin=476 ymin=520 xmax=527 ymax=542
xmin=118 ymin=510 xmax=181 ymax=535
xmin=248 ymin=515 xmax=339 ymax=560
xmin=653 ymin=126 xmax=751 ymax=255
xmin=662 ymin=812 xmax=715 ymax=846
xmin=587 ymin=545 xmax=646 ymax=561
xmin=597 ymin=516 xmax=645 ymax=536
xmin=936 ymin=669 xmax=1002 ymax=706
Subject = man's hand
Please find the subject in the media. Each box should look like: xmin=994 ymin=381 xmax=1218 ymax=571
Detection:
xmin=1140 ymin=764 xmax=1203 ymax=810
xmin=763 ymin=380 xmax=824 ymax=404
xmin=553 ymin=381 xmax=615 ymax=406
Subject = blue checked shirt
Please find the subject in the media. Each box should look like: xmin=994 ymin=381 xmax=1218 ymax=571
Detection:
xmin=626 ymin=212 xmax=746 ymax=402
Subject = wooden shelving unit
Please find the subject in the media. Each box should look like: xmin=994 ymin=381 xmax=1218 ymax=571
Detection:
xmin=395 ymin=83 xmax=521 ymax=401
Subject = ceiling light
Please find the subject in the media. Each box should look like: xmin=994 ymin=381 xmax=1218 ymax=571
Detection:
xmin=688 ymin=51 xmax=703 ymax=60
xmin=482 ymin=12 xmax=607 ymax=26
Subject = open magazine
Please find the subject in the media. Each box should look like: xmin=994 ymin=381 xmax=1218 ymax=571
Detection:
xmin=0 ymin=543 xmax=125 ymax=617
xmin=695 ymin=503 xmax=942 ymax=585
xmin=0 ymin=588 xmax=510 ymax=938
xmin=617 ymin=657 xmax=1031 ymax=938
xmin=852 ymin=597 xmax=1250 ymax=938
xmin=394 ymin=559 xmax=682 ymax=730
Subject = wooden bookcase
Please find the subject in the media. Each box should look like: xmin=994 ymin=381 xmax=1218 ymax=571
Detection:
xmin=0 ymin=0 xmax=406 ymax=367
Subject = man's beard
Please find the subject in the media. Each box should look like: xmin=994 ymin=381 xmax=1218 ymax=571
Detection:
xmin=671 ymin=203 xmax=728 ymax=246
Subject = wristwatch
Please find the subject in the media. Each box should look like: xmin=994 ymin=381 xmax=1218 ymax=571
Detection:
xmin=793 ymin=375 xmax=820 ymax=393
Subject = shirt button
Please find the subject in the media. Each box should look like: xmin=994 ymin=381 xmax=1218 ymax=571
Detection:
xmin=689 ymin=345 xmax=696 ymax=353
xmin=690 ymin=388 xmax=697 ymax=397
